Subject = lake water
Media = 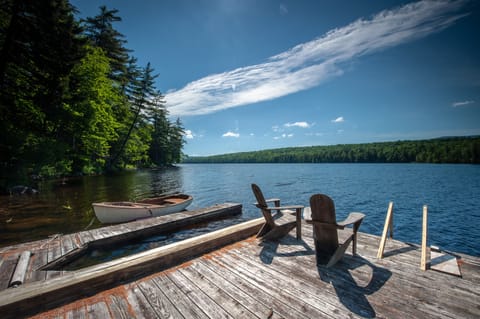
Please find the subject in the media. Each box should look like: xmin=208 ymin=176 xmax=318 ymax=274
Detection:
xmin=1 ymin=163 xmax=479 ymax=257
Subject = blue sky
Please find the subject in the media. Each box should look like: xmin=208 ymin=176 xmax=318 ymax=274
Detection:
xmin=71 ymin=0 xmax=480 ymax=156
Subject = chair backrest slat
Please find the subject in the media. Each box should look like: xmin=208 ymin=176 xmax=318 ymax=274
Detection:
xmin=310 ymin=194 xmax=339 ymax=254
xmin=251 ymin=184 xmax=275 ymax=226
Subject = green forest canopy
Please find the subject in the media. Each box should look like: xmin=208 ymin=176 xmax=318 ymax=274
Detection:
xmin=0 ymin=1 xmax=185 ymax=188
xmin=183 ymin=136 xmax=480 ymax=164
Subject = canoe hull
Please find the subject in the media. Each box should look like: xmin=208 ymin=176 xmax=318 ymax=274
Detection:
xmin=93 ymin=194 xmax=193 ymax=224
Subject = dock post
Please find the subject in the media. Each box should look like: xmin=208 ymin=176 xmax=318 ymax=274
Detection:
xmin=421 ymin=205 xmax=429 ymax=271
xmin=377 ymin=202 xmax=394 ymax=259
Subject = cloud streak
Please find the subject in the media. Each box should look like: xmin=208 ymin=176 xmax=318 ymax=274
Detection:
xmin=222 ymin=131 xmax=240 ymax=138
xmin=452 ymin=100 xmax=475 ymax=107
xmin=332 ymin=117 xmax=344 ymax=123
xmin=166 ymin=0 xmax=467 ymax=116
xmin=285 ymin=121 xmax=311 ymax=128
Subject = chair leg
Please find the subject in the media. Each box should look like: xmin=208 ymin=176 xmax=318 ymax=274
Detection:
xmin=326 ymin=236 xmax=353 ymax=268
xmin=295 ymin=208 xmax=302 ymax=240
xmin=352 ymin=233 xmax=357 ymax=255
xmin=261 ymin=223 xmax=296 ymax=241
xmin=257 ymin=223 xmax=271 ymax=238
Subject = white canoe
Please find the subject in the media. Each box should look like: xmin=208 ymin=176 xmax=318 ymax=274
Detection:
xmin=93 ymin=194 xmax=193 ymax=223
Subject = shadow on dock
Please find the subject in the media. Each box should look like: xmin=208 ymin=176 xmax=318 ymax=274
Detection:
xmin=318 ymin=255 xmax=392 ymax=318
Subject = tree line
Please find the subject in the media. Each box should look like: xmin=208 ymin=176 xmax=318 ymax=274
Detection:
xmin=183 ymin=137 xmax=480 ymax=164
xmin=0 ymin=1 xmax=185 ymax=189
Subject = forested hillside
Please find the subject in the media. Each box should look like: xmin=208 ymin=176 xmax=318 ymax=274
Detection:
xmin=183 ymin=137 xmax=480 ymax=164
xmin=0 ymin=1 xmax=185 ymax=186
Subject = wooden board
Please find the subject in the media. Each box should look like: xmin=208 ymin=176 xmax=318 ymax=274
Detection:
xmin=430 ymin=249 xmax=461 ymax=277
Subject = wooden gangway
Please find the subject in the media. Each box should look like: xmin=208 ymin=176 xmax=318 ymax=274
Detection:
xmin=0 ymin=203 xmax=242 ymax=290
xmin=0 ymin=218 xmax=479 ymax=318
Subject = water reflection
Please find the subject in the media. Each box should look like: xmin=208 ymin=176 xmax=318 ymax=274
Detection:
xmin=0 ymin=167 xmax=186 ymax=247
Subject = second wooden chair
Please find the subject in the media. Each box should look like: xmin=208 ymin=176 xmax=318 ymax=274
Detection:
xmin=305 ymin=194 xmax=365 ymax=267
xmin=251 ymin=183 xmax=303 ymax=241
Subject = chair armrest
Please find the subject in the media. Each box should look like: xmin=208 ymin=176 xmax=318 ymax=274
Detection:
xmin=254 ymin=198 xmax=281 ymax=208
xmin=265 ymin=205 xmax=303 ymax=211
xmin=264 ymin=198 xmax=280 ymax=203
xmin=337 ymin=212 xmax=365 ymax=229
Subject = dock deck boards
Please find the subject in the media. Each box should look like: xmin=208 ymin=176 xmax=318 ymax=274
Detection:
xmin=0 ymin=203 xmax=242 ymax=289
xmin=6 ymin=222 xmax=479 ymax=319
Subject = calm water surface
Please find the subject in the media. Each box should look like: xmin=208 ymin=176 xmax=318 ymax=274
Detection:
xmin=1 ymin=164 xmax=479 ymax=257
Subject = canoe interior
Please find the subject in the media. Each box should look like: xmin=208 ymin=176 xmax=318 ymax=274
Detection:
xmin=138 ymin=194 xmax=192 ymax=205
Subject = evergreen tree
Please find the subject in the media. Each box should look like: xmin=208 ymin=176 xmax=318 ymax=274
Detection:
xmin=82 ymin=6 xmax=130 ymax=82
xmin=169 ymin=118 xmax=186 ymax=164
xmin=109 ymin=62 xmax=158 ymax=168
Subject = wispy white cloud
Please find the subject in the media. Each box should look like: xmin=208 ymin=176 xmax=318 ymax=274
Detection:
xmin=222 ymin=131 xmax=240 ymax=138
xmin=166 ymin=0 xmax=467 ymax=116
xmin=274 ymin=133 xmax=294 ymax=140
xmin=331 ymin=116 xmax=345 ymax=123
xmin=452 ymin=100 xmax=475 ymax=107
xmin=184 ymin=129 xmax=194 ymax=139
xmin=284 ymin=121 xmax=312 ymax=128
xmin=280 ymin=4 xmax=288 ymax=15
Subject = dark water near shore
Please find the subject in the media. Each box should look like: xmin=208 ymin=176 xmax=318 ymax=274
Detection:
xmin=1 ymin=163 xmax=479 ymax=257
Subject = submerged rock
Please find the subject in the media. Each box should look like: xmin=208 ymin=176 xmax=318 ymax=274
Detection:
xmin=9 ymin=185 xmax=39 ymax=195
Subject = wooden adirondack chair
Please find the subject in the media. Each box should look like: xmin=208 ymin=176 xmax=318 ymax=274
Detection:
xmin=251 ymin=184 xmax=303 ymax=241
xmin=305 ymin=194 xmax=365 ymax=267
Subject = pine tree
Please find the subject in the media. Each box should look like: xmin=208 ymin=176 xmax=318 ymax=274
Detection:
xmin=82 ymin=6 xmax=130 ymax=82
xmin=109 ymin=62 xmax=158 ymax=168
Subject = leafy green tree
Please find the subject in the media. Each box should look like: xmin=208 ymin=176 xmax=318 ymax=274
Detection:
xmin=68 ymin=45 xmax=121 ymax=173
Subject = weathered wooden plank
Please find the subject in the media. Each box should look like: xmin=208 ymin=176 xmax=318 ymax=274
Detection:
xmin=76 ymin=231 xmax=95 ymax=246
xmin=219 ymin=249 xmax=357 ymax=318
xmin=135 ymin=278 xmax=183 ymax=318
xmin=125 ymin=283 xmax=161 ymax=319
xmin=166 ymin=270 xmax=234 ymax=319
xmin=107 ymin=293 xmax=136 ymax=319
xmin=178 ymin=265 xmax=257 ymax=318
xmin=191 ymin=261 xmax=281 ymax=319
xmin=46 ymin=239 xmax=63 ymax=279
xmin=0 ymin=257 xmax=17 ymax=290
xmin=86 ymin=301 xmax=111 ymax=319
xmin=65 ymin=305 xmax=87 ymax=319
xmin=198 ymin=256 xmax=309 ymax=319
xmin=153 ymin=274 xmax=209 ymax=318
xmin=24 ymin=249 xmax=47 ymax=283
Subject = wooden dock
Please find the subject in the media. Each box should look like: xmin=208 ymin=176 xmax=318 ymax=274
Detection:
xmin=1 ymin=217 xmax=479 ymax=318
xmin=0 ymin=203 xmax=242 ymax=290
